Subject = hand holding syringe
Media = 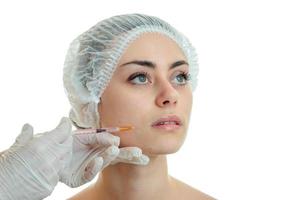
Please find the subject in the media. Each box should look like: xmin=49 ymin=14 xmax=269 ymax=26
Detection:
xmin=0 ymin=118 xmax=149 ymax=200
xmin=60 ymin=124 xmax=150 ymax=188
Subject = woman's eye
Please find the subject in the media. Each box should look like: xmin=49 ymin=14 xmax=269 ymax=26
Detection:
xmin=172 ymin=72 xmax=191 ymax=85
xmin=128 ymin=72 xmax=150 ymax=85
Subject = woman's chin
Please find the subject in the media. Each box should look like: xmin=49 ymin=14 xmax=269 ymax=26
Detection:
xmin=117 ymin=128 xmax=187 ymax=155
xmin=143 ymin=142 xmax=184 ymax=156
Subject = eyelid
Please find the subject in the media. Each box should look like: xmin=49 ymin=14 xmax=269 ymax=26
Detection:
xmin=128 ymin=69 xmax=189 ymax=77
xmin=127 ymin=71 xmax=151 ymax=81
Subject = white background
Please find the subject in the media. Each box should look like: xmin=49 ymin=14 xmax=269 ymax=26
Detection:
xmin=0 ymin=0 xmax=299 ymax=199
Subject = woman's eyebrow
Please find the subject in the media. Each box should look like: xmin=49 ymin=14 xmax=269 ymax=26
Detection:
xmin=119 ymin=60 xmax=189 ymax=70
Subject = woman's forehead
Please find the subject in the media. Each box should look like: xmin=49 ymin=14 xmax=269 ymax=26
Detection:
xmin=121 ymin=33 xmax=186 ymax=58
xmin=117 ymin=33 xmax=187 ymax=67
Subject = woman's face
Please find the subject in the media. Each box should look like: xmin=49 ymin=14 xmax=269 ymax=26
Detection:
xmin=98 ymin=32 xmax=193 ymax=156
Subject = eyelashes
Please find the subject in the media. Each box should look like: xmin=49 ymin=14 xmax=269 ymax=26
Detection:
xmin=128 ymin=71 xmax=151 ymax=81
xmin=127 ymin=71 xmax=191 ymax=85
xmin=179 ymin=71 xmax=191 ymax=82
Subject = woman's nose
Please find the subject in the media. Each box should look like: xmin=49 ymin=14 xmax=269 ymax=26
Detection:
xmin=155 ymin=81 xmax=179 ymax=107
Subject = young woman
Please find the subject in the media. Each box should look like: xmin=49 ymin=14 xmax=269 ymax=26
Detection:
xmin=63 ymin=13 xmax=215 ymax=200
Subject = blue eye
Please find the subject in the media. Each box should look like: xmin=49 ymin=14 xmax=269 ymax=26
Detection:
xmin=172 ymin=72 xmax=191 ymax=85
xmin=128 ymin=71 xmax=191 ymax=85
xmin=128 ymin=72 xmax=150 ymax=85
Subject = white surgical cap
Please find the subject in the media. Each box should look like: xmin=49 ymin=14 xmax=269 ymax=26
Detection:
xmin=63 ymin=13 xmax=199 ymax=129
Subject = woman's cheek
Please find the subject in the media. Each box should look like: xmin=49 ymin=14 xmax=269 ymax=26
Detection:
xmin=117 ymin=133 xmax=139 ymax=148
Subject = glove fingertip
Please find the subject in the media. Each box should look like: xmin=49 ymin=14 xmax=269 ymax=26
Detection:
xmin=16 ymin=123 xmax=33 ymax=144
xmin=22 ymin=123 xmax=33 ymax=133
xmin=139 ymin=155 xmax=150 ymax=165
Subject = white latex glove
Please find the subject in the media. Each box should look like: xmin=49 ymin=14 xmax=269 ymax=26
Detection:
xmin=60 ymin=131 xmax=150 ymax=188
xmin=0 ymin=117 xmax=72 ymax=200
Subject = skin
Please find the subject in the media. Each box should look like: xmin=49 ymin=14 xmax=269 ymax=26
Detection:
xmin=99 ymin=32 xmax=192 ymax=155
xmin=69 ymin=32 xmax=215 ymax=200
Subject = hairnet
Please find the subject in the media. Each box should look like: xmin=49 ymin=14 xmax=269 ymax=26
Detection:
xmin=63 ymin=13 xmax=199 ymax=129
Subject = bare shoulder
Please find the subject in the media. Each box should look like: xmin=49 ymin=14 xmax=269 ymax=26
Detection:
xmin=171 ymin=176 xmax=216 ymax=200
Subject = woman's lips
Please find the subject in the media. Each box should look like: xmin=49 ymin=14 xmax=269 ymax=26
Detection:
xmin=151 ymin=115 xmax=182 ymax=131
xmin=151 ymin=115 xmax=182 ymax=126
xmin=151 ymin=123 xmax=181 ymax=131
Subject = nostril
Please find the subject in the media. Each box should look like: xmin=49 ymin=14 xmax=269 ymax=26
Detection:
xmin=163 ymin=100 xmax=170 ymax=105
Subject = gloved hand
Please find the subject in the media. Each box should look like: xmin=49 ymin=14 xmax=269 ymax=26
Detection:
xmin=59 ymin=131 xmax=150 ymax=188
xmin=0 ymin=117 xmax=72 ymax=200
xmin=0 ymin=117 xmax=150 ymax=199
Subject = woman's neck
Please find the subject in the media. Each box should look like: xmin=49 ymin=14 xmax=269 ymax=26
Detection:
xmin=92 ymin=155 xmax=175 ymax=200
